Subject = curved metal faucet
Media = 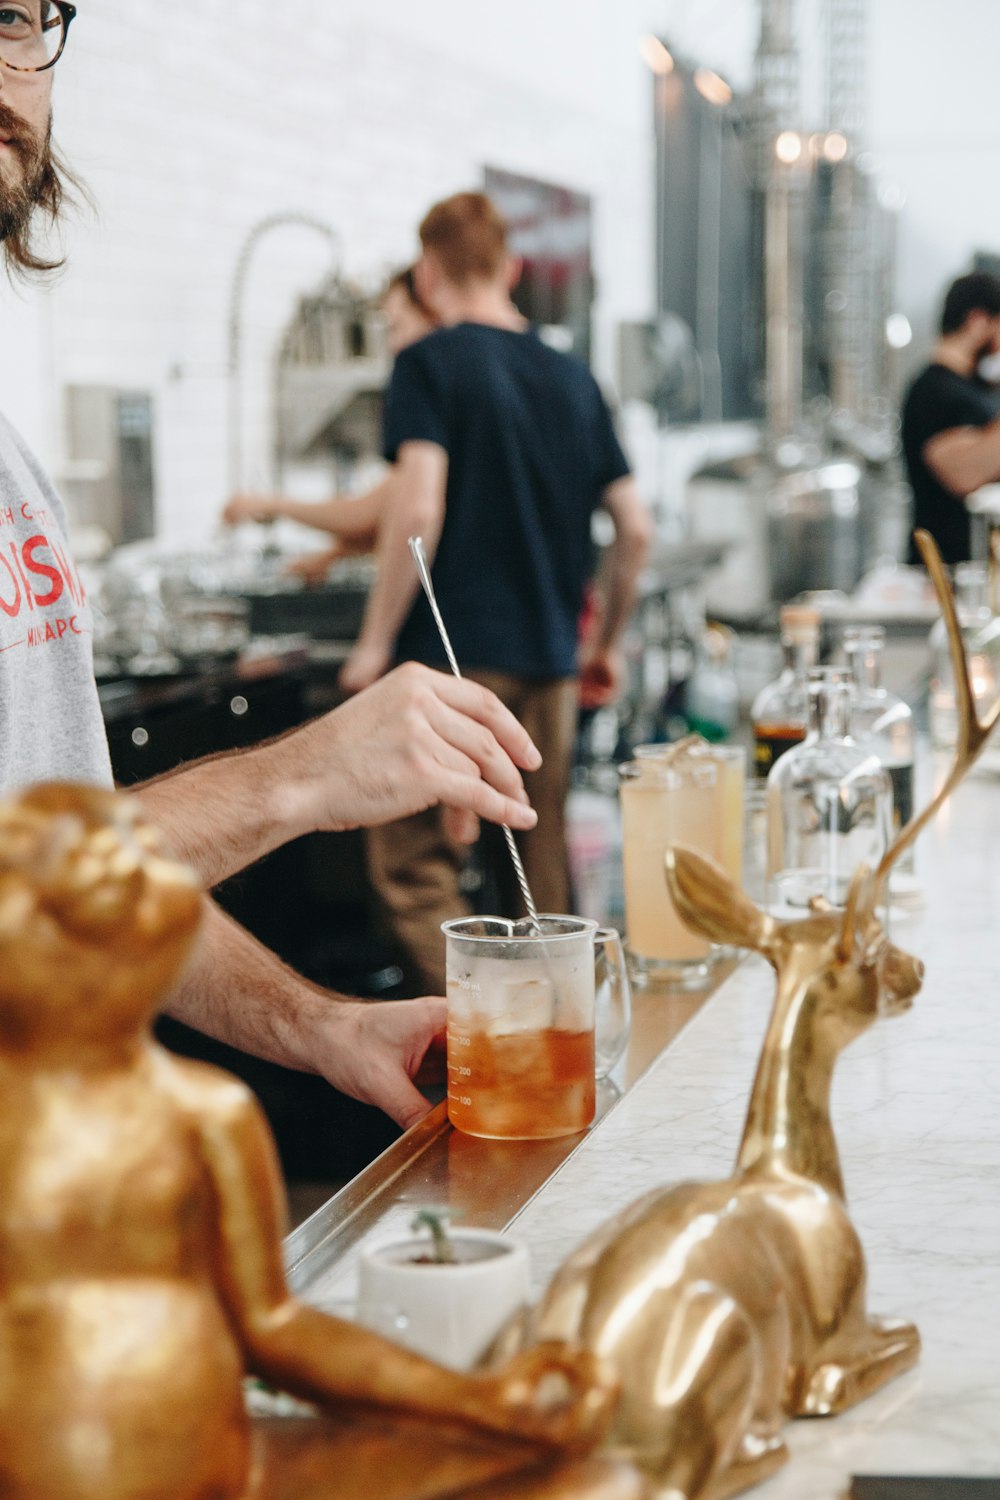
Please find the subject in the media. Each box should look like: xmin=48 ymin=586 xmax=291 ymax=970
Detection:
xmin=226 ymin=212 xmax=341 ymax=497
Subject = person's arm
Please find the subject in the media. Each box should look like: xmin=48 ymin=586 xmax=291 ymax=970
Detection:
xmin=134 ymin=662 xmax=539 ymax=891
xmin=339 ymin=441 xmax=448 ymax=694
xmin=193 ymin=1066 xmax=616 ymax=1446
xmin=167 ymin=900 xmax=444 ymax=1127
xmin=283 ymin=545 xmax=348 ymax=586
xmin=923 ymin=413 xmax=1000 ymax=496
xmin=223 ymin=476 xmax=390 ymax=543
xmin=579 ymin=476 xmax=653 ymax=707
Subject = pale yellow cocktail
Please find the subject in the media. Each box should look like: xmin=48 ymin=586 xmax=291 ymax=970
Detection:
xmin=620 ymin=746 xmax=724 ymax=981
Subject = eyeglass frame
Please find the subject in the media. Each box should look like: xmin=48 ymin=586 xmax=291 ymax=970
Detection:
xmin=0 ymin=1 xmax=76 ymax=74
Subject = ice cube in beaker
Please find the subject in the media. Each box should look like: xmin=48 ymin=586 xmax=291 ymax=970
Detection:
xmin=488 ymin=971 xmax=554 ymax=1036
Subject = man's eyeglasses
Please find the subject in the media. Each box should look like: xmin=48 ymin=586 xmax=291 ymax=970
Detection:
xmin=0 ymin=2 xmax=75 ymax=74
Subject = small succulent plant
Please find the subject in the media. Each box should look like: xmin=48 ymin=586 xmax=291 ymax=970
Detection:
xmin=410 ymin=1206 xmax=460 ymax=1264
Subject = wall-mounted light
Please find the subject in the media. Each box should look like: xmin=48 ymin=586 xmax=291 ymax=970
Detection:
xmin=878 ymin=181 xmax=906 ymax=212
xmin=775 ymin=130 xmax=803 ymax=164
xmin=822 ymin=132 xmax=849 ymax=164
xmin=639 ymin=34 xmax=674 ymax=75
xmin=694 ymin=67 xmax=732 ymax=106
xmin=886 ymin=313 xmax=913 ymax=349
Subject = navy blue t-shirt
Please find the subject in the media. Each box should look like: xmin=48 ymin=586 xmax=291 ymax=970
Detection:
xmin=383 ymin=323 xmax=631 ymax=679
xmin=901 ymin=363 xmax=1000 ymax=564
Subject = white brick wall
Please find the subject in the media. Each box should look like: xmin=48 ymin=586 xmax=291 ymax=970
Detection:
xmin=4 ymin=0 xmax=998 ymax=545
xmin=0 ymin=1 xmax=661 ymax=544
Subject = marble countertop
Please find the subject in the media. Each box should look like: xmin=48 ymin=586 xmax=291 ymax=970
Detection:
xmin=510 ymin=761 xmax=1000 ymax=1495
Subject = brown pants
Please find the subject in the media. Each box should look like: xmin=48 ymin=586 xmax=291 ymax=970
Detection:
xmin=366 ymin=673 xmax=579 ymax=996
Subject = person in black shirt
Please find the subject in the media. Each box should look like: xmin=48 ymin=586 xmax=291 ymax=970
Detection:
xmin=901 ymin=271 xmax=1000 ymax=564
xmin=342 ymin=191 xmax=651 ymax=993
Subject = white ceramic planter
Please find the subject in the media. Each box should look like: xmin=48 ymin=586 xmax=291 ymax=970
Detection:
xmin=357 ymin=1228 xmax=530 ymax=1370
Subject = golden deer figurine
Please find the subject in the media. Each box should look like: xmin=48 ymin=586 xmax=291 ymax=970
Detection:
xmin=0 ymin=782 xmax=644 ymax=1500
xmin=495 ymin=531 xmax=1000 ymax=1499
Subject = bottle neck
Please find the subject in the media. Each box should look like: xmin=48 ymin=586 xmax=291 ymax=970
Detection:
xmin=955 ymin=566 xmax=989 ymax=616
xmin=847 ymin=644 xmax=882 ymax=692
xmin=808 ymin=680 xmax=852 ymax=739
xmin=783 ymin=635 xmax=819 ymax=680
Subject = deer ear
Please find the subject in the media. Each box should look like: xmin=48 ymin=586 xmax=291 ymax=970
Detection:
xmin=665 ymin=845 xmax=774 ymax=952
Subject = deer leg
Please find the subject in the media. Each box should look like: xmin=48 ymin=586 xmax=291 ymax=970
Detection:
xmin=799 ymin=1317 xmax=921 ymax=1416
xmin=699 ymin=1429 xmax=789 ymax=1500
xmin=612 ymin=1289 xmax=761 ymax=1500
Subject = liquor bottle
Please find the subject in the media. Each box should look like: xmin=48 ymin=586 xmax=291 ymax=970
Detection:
xmin=842 ymin=625 xmax=915 ymax=840
xmin=685 ymin=623 xmax=739 ymax=742
xmin=751 ymin=605 xmax=821 ymax=778
xmin=766 ymin=667 xmax=892 ymax=912
xmin=928 ymin=562 xmax=1000 ymax=751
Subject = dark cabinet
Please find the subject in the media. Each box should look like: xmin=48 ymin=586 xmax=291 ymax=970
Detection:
xmin=107 ymin=673 xmax=307 ymax=784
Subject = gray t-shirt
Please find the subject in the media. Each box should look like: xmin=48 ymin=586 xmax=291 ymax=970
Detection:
xmin=0 ymin=412 xmax=113 ymax=794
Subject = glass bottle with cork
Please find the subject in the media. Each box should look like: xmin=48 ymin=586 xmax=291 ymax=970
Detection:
xmin=751 ymin=605 xmax=821 ymax=778
xmin=766 ymin=666 xmax=892 ymax=913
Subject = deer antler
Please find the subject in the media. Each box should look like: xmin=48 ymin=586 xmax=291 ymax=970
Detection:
xmin=877 ymin=529 xmax=1000 ymax=883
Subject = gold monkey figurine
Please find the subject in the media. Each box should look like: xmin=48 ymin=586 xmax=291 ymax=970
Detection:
xmin=493 ymin=531 xmax=1000 ymax=1499
xmin=0 ymin=782 xmax=643 ymax=1500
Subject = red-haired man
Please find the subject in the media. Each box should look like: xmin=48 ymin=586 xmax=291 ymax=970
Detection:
xmin=343 ymin=192 xmax=652 ymax=993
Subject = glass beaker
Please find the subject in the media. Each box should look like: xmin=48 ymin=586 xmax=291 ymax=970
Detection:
xmin=442 ymin=915 xmax=597 ymax=1140
xmin=619 ymin=745 xmax=722 ymax=986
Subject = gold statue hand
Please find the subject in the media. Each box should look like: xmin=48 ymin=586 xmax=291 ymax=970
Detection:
xmin=482 ymin=1343 xmax=619 ymax=1452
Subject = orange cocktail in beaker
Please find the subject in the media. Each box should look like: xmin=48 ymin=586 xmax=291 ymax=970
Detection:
xmin=443 ymin=916 xmax=597 ymax=1140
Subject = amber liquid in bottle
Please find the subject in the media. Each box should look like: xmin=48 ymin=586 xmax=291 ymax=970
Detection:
xmin=753 ymin=722 xmax=807 ymax=779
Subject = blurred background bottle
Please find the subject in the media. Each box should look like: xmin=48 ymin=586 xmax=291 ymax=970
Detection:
xmin=929 ymin=562 xmax=1000 ymax=752
xmin=685 ymin=622 xmax=740 ymax=742
xmin=751 ymin=605 xmax=821 ymax=779
xmin=842 ymin=625 xmax=915 ymax=873
xmin=766 ymin=666 xmax=892 ymax=912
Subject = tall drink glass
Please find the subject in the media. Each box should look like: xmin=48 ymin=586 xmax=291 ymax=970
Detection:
xmin=620 ymin=743 xmax=723 ymax=986
xmin=442 ymin=915 xmax=597 ymax=1140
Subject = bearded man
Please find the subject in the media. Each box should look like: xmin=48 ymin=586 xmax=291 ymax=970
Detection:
xmin=0 ymin=2 xmax=544 ymax=1136
xmin=901 ymin=270 xmax=1000 ymax=565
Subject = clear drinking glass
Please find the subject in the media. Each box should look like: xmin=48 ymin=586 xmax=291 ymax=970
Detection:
xmin=594 ymin=927 xmax=632 ymax=1080
xmin=620 ymin=743 xmax=722 ymax=987
xmin=442 ymin=915 xmax=597 ymax=1140
xmin=710 ymin=744 xmax=746 ymax=884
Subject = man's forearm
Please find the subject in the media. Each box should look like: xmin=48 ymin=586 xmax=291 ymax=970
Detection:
xmin=595 ymin=543 xmax=643 ymax=648
xmin=595 ymin=531 xmax=651 ymax=649
xmin=356 ymin=513 xmax=434 ymax=653
xmin=926 ymin=417 xmax=1000 ymax=497
xmin=134 ymin=733 xmax=313 ymax=889
xmin=353 ymin=443 xmax=447 ymax=656
xmin=167 ymin=898 xmax=338 ymax=1073
xmin=132 ymin=660 xmax=541 ymax=892
xmin=167 ymin=899 xmax=447 ymax=1128
xmin=594 ymin=478 xmax=653 ymax=650
xmin=270 ymin=484 xmax=385 ymax=538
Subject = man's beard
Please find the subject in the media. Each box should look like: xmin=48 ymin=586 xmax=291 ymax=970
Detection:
xmin=0 ymin=95 xmax=66 ymax=278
